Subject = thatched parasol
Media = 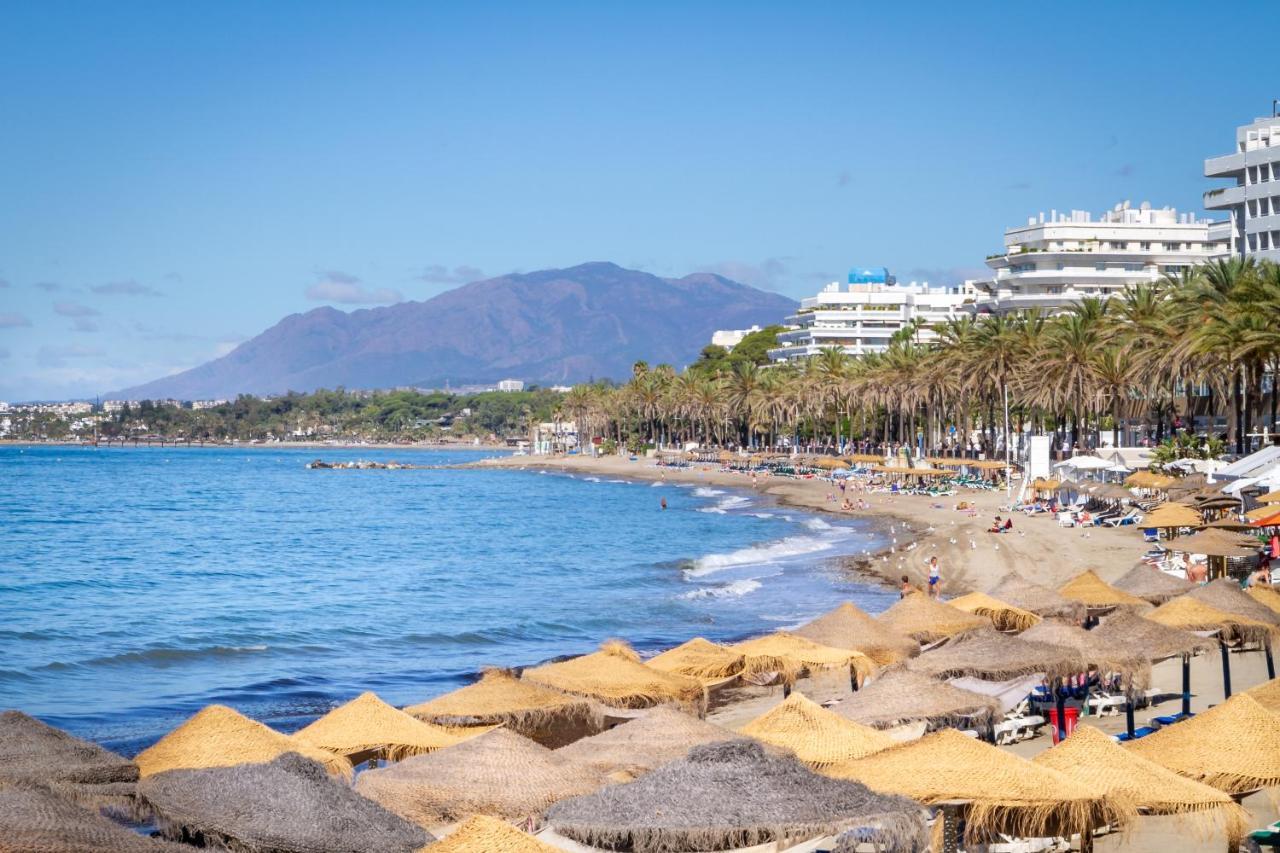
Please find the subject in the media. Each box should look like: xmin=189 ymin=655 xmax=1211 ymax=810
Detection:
xmin=139 ymin=752 xmax=430 ymax=852
xmin=133 ymin=705 xmax=351 ymax=779
xmin=405 ymin=667 xmax=603 ymax=748
xmin=1034 ymin=725 xmax=1247 ymax=845
xmin=946 ymin=591 xmax=1041 ymax=632
xmin=829 ymin=669 xmax=1000 ymax=732
xmin=1187 ymin=578 xmax=1280 ymax=627
xmin=555 ymin=706 xmax=734 ymax=781
xmin=792 ymin=602 xmax=920 ymax=665
xmin=1167 ymin=528 xmax=1260 ymax=557
xmin=1129 ymin=694 xmax=1280 ymax=794
xmin=1018 ymin=620 xmax=1150 ymax=691
xmin=1112 ymin=563 xmax=1194 ymax=605
xmin=1199 ymin=517 xmax=1256 ymax=532
xmin=844 ymin=453 xmax=887 ymax=464
xmin=523 ymin=641 xmax=706 ymax=714
xmin=645 ymin=638 xmax=744 ymax=683
xmin=1257 ymin=489 xmax=1280 ymax=504
xmin=1056 ymin=569 xmax=1150 ymax=611
xmin=1140 ymin=502 xmax=1202 ymax=529
xmin=904 ymin=627 xmax=1082 ymax=682
xmin=0 ymin=780 xmax=183 ymax=852
xmin=1093 ymin=482 xmax=1136 ymax=501
xmin=1145 ymin=597 xmax=1277 ymax=645
xmin=0 ymin=711 xmax=140 ymax=818
xmin=1091 ymin=610 xmax=1216 ymax=662
xmin=1247 ymin=505 xmax=1280 ymax=522
xmin=728 ymin=632 xmax=877 ymax=685
xmin=737 ymin=693 xmax=896 ymax=770
xmin=1245 ymin=677 xmax=1280 ymax=714
xmin=1248 ymin=585 xmax=1280 ymax=615
xmin=292 ymin=691 xmax=483 ymax=763
xmin=547 ymin=739 xmax=928 ymax=853
xmin=354 ymin=727 xmax=605 ymax=828
xmin=428 ymin=815 xmax=559 ymax=852
xmin=875 ymin=593 xmax=989 ymax=644
xmin=987 ymin=572 xmax=1085 ymax=621
xmin=828 ymin=729 xmax=1131 ymax=844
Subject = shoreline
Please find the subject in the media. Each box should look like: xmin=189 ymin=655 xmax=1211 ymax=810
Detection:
xmin=0 ymin=439 xmax=513 ymax=452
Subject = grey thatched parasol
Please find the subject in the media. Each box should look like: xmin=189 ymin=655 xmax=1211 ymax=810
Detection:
xmin=139 ymin=752 xmax=431 ymax=852
xmin=0 ymin=780 xmax=182 ymax=852
xmin=904 ymin=627 xmax=1082 ymax=682
xmin=1091 ymin=610 xmax=1216 ymax=662
xmin=829 ymin=669 xmax=1000 ymax=731
xmin=547 ymin=739 xmax=928 ymax=853
xmin=555 ymin=706 xmax=735 ymax=781
xmin=1112 ymin=563 xmax=1194 ymax=605
xmin=792 ymin=602 xmax=921 ymax=665
xmin=1019 ymin=620 xmax=1150 ymax=692
xmin=986 ymin=573 xmax=1085 ymax=622
xmin=1187 ymin=579 xmax=1280 ymax=627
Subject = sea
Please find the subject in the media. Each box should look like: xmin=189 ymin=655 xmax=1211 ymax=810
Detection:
xmin=0 ymin=444 xmax=895 ymax=755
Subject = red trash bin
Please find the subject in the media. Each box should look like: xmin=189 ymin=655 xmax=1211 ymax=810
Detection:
xmin=1048 ymin=707 xmax=1080 ymax=744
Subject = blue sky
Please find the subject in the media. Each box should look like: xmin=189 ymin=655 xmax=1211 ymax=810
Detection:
xmin=0 ymin=1 xmax=1273 ymax=400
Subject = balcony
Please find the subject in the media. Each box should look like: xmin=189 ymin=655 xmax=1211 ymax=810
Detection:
xmin=1205 ymin=152 xmax=1245 ymax=178
xmin=1204 ymin=185 xmax=1245 ymax=209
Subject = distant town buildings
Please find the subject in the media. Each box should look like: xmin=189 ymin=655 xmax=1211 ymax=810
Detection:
xmin=969 ymin=203 xmax=1229 ymax=315
xmin=768 ymin=268 xmax=972 ymax=363
xmin=496 ymin=379 xmax=526 ymax=392
xmin=1204 ymin=112 xmax=1280 ymax=263
xmin=710 ymin=326 xmax=763 ymax=349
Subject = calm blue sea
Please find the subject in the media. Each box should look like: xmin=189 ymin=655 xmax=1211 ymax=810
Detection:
xmin=0 ymin=445 xmax=893 ymax=755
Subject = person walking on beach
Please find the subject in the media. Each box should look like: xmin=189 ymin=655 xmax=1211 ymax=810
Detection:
xmin=926 ymin=556 xmax=940 ymax=598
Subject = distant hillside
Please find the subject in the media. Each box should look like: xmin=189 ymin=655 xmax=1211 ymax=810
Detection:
xmin=117 ymin=262 xmax=797 ymax=399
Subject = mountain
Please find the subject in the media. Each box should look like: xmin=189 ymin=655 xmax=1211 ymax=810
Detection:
xmin=116 ymin=262 xmax=797 ymax=399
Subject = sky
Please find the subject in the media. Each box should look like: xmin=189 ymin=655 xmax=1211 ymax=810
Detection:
xmin=0 ymin=0 xmax=1275 ymax=401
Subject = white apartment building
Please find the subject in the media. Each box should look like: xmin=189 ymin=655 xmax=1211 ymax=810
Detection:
xmin=768 ymin=269 xmax=973 ymax=362
xmin=710 ymin=325 xmax=762 ymax=349
xmin=496 ymin=379 xmax=525 ymax=392
xmin=970 ymin=203 xmax=1228 ymax=315
xmin=1204 ymin=113 xmax=1280 ymax=263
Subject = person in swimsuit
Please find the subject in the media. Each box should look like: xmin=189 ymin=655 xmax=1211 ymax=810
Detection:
xmin=927 ymin=556 xmax=940 ymax=598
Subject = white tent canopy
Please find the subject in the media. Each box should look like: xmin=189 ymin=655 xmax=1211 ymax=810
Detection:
xmin=1054 ymin=455 xmax=1111 ymax=471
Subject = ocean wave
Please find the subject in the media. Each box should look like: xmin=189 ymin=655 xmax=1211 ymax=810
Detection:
xmin=680 ymin=578 xmax=762 ymax=599
xmin=803 ymin=517 xmax=834 ymax=531
xmin=607 ymin=479 xmax=628 ymax=484
xmin=584 ymin=476 xmax=601 ymax=482
xmin=692 ymin=487 xmax=725 ymax=497
xmin=752 ymin=512 xmax=775 ymax=519
xmin=686 ymin=535 xmax=839 ymax=577
xmin=697 ymin=495 xmax=752 ymax=514
xmin=38 ymin=644 xmax=272 ymax=671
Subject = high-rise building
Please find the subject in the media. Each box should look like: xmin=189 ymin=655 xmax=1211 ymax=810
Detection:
xmin=969 ymin=203 xmax=1228 ymax=315
xmin=767 ymin=268 xmax=972 ymax=363
xmin=1204 ymin=112 xmax=1280 ymax=262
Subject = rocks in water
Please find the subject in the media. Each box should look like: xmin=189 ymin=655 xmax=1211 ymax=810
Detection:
xmin=306 ymin=459 xmax=420 ymax=470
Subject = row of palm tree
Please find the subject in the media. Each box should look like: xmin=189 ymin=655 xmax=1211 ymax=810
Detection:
xmin=556 ymin=257 xmax=1280 ymax=458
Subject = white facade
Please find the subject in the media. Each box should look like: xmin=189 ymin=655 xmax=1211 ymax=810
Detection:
xmin=971 ymin=203 xmax=1228 ymax=315
xmin=768 ymin=279 xmax=973 ymax=362
xmin=1204 ymin=114 xmax=1280 ymax=263
xmin=710 ymin=325 xmax=762 ymax=349
xmin=496 ymin=379 xmax=525 ymax=392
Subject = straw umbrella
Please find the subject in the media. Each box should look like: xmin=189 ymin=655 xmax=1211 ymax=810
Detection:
xmin=828 ymin=729 xmax=1131 ymax=847
xmin=1034 ymin=726 xmax=1248 ymax=847
xmin=1056 ymin=569 xmax=1150 ymax=616
xmin=1112 ymin=563 xmax=1194 ymax=605
xmin=792 ymin=601 xmax=920 ymax=665
xmin=523 ymin=641 xmax=706 ymax=714
xmin=1245 ymin=677 xmax=1280 ymax=714
xmin=987 ymin=572 xmax=1085 ymax=622
xmin=1248 ymin=584 xmax=1280 ymax=615
xmin=428 ymin=815 xmax=559 ymax=853
xmin=1189 ymin=579 xmax=1280 ymax=678
xmin=1167 ymin=529 xmax=1260 ymax=580
xmin=1092 ymin=610 xmax=1217 ymax=718
xmin=904 ymin=627 xmax=1081 ymax=683
xmin=737 ymin=693 xmax=897 ymax=770
xmin=829 ymin=669 xmax=1000 ymax=734
xmin=1256 ymin=489 xmax=1280 ymax=504
xmin=405 ymin=667 xmax=603 ymax=748
xmin=946 ymin=591 xmax=1041 ymax=632
xmin=133 ymin=705 xmax=351 ymax=779
xmin=354 ymin=727 xmax=605 ymax=828
xmin=555 ymin=706 xmax=734 ymax=781
xmin=139 ymin=752 xmax=431 ymax=852
xmin=546 ymin=739 xmax=929 ymax=853
xmin=1129 ymin=694 xmax=1280 ymax=795
xmin=292 ymin=692 xmax=484 ymax=765
xmin=1146 ymin=597 xmax=1278 ymax=699
xmin=0 ymin=780 xmax=184 ymax=852
xmin=1140 ymin=502 xmax=1202 ymax=534
xmin=876 ymin=593 xmax=989 ymax=644
xmin=0 ymin=711 xmax=140 ymax=818
xmin=645 ymin=638 xmax=744 ymax=683
xmin=728 ymin=632 xmax=877 ymax=689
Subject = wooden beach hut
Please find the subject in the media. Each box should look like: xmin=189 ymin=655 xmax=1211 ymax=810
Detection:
xmin=554 ymin=706 xmax=734 ymax=781
xmin=792 ymin=601 xmax=920 ymax=665
xmin=876 ymin=592 xmax=989 ymax=644
xmin=405 ymin=667 xmax=603 ymax=748
xmin=1033 ymin=726 xmax=1247 ymax=847
xmin=546 ymin=739 xmax=929 ymax=853
xmin=737 ymin=692 xmax=897 ymax=770
xmin=133 ymin=705 xmax=351 ymax=779
xmin=947 ymin=591 xmax=1042 ymax=632
xmin=428 ymin=815 xmax=560 ymax=853
xmin=139 ymin=753 xmax=430 ymax=852
xmin=828 ymin=729 xmax=1132 ymax=847
xmin=354 ymin=727 xmax=606 ymax=828
xmin=987 ymin=572 xmax=1085 ymax=622
xmin=292 ymin=691 xmax=483 ymax=764
xmin=829 ymin=669 xmax=1000 ymax=733
xmin=522 ymin=641 xmax=707 ymax=714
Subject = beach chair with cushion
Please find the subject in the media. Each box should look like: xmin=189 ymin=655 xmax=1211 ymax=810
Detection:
xmin=1103 ymin=509 xmax=1141 ymax=527
xmin=1250 ymin=819 xmax=1280 ymax=848
xmin=1141 ymin=527 xmax=1160 ymax=543
xmin=1057 ymin=512 xmax=1077 ymax=528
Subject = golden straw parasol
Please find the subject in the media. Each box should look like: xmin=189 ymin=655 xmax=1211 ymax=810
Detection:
xmin=1019 ymin=620 xmax=1151 ymax=692
xmin=1246 ymin=678 xmax=1280 ymax=714
xmin=523 ymin=641 xmax=706 ymax=714
xmin=728 ymin=632 xmax=877 ymax=686
xmin=792 ymin=602 xmax=920 ymax=665
xmin=133 ymin=705 xmax=351 ymax=779
xmin=1257 ymin=490 xmax=1280 ymax=504
xmin=876 ymin=593 xmax=989 ymax=644
xmin=1140 ymin=502 xmax=1203 ymax=529
xmin=1128 ymin=694 xmax=1280 ymax=794
xmin=1145 ymin=597 xmax=1278 ymax=645
xmin=737 ymin=692 xmax=896 ymax=770
xmin=292 ymin=691 xmax=485 ymax=762
xmin=645 ymin=638 xmax=744 ymax=683
xmin=428 ymin=815 xmax=560 ymax=853
xmin=1247 ymin=585 xmax=1280 ymax=616
xmin=947 ymin=591 xmax=1042 ymax=632
xmin=829 ymin=669 xmax=1000 ymax=731
xmin=987 ymin=572 xmax=1085 ymax=621
xmin=904 ymin=627 xmax=1082 ymax=683
xmin=1056 ymin=569 xmax=1150 ymax=611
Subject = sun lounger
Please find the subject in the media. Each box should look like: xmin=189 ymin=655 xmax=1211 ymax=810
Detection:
xmin=1085 ymin=692 xmax=1126 ymax=717
xmin=1112 ymin=726 xmax=1158 ymax=742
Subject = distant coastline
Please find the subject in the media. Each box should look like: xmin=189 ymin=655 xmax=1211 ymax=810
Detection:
xmin=0 ymin=438 xmax=514 ymax=453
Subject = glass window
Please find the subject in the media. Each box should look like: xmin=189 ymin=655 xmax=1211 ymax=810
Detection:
xmin=1095 ymin=262 xmax=1106 ymax=271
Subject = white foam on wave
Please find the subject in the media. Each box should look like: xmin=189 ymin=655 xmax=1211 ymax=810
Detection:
xmin=686 ymin=535 xmax=840 ymax=577
xmin=584 ymin=476 xmax=601 ymax=482
xmin=680 ymin=578 xmax=763 ymax=599
xmin=608 ymin=479 xmax=628 ymax=484
xmin=697 ymin=495 xmax=752 ymax=514
xmin=752 ymin=512 xmax=775 ymax=519
xmin=650 ymin=481 xmax=663 ymax=488
xmin=692 ymin=487 xmax=725 ymax=497
xmin=804 ymin=517 xmax=835 ymax=531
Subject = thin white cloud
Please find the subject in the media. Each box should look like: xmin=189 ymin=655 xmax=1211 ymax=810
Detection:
xmin=416 ymin=264 xmax=485 ymax=285
xmin=92 ymin=280 xmax=162 ymax=296
xmin=304 ymin=271 xmax=402 ymax=305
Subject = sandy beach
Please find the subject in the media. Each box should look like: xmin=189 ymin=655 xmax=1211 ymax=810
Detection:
xmin=473 ymin=453 xmax=1148 ymax=597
